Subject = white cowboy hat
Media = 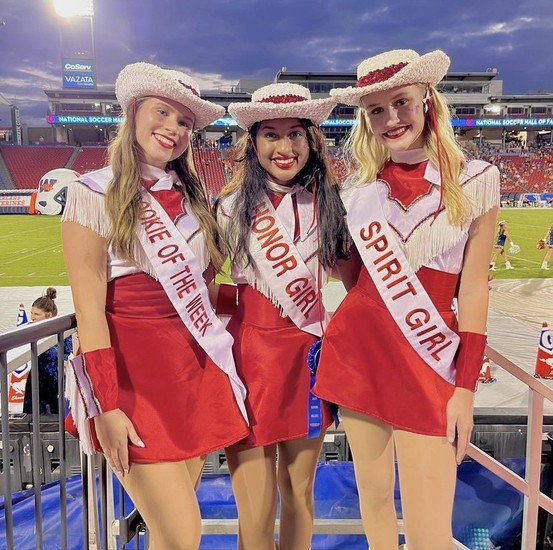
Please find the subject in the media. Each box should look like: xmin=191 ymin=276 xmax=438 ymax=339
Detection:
xmin=228 ymin=83 xmax=336 ymax=130
xmin=115 ymin=62 xmax=225 ymax=129
xmin=330 ymin=49 xmax=450 ymax=107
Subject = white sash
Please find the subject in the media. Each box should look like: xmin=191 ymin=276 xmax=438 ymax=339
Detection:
xmin=138 ymin=190 xmax=248 ymax=421
xmin=342 ymin=183 xmax=459 ymax=384
xmin=248 ymin=193 xmax=323 ymax=337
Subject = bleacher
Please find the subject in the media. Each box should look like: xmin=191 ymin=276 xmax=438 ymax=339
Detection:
xmin=0 ymin=146 xmax=73 ymax=189
xmin=193 ymin=148 xmax=227 ymax=198
xmin=0 ymin=144 xmax=550 ymax=197
xmin=71 ymin=146 xmax=108 ymax=174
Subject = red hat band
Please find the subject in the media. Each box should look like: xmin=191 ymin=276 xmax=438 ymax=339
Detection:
xmin=259 ymin=94 xmax=307 ymax=104
xmin=356 ymin=62 xmax=408 ymax=88
xmin=178 ymin=80 xmax=200 ymax=97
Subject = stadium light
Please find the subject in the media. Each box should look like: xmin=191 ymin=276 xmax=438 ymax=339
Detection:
xmin=53 ymin=0 xmax=94 ymax=18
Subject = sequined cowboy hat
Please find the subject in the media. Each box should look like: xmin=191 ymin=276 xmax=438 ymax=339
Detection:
xmin=115 ymin=62 xmax=225 ymax=129
xmin=330 ymin=49 xmax=450 ymax=107
xmin=228 ymin=83 xmax=336 ymax=130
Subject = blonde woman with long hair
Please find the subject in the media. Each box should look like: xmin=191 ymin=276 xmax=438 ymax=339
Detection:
xmin=62 ymin=62 xmax=248 ymax=549
xmin=313 ymin=50 xmax=500 ymax=549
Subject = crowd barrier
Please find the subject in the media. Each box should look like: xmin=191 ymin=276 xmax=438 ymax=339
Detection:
xmin=2 ymin=315 xmax=553 ymax=548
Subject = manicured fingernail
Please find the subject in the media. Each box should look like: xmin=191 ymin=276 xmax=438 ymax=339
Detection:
xmin=137 ymin=440 xmax=145 ymax=448
xmin=124 ymin=468 xmax=129 ymax=475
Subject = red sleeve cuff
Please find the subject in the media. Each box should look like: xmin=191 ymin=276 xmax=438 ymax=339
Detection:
xmin=82 ymin=347 xmax=119 ymax=413
xmin=455 ymin=331 xmax=487 ymax=392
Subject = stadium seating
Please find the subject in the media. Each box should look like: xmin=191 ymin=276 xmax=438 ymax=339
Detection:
xmin=0 ymin=144 xmax=551 ymax=195
xmin=193 ymin=148 xmax=227 ymax=198
xmin=71 ymin=147 xmax=108 ymax=174
xmin=0 ymin=146 xmax=73 ymax=189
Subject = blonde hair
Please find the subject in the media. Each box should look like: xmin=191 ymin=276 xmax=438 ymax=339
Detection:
xmin=344 ymin=85 xmax=471 ymax=226
xmin=105 ymin=100 xmax=225 ymax=271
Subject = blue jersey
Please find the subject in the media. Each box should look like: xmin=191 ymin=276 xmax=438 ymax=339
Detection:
xmin=547 ymin=228 xmax=553 ymax=246
xmin=496 ymin=229 xmax=507 ymax=246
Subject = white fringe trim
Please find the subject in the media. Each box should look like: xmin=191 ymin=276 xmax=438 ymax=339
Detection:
xmin=65 ymin=357 xmax=95 ymax=455
xmin=218 ymin=192 xmax=326 ymax=316
xmin=402 ymin=163 xmax=500 ymax=272
xmin=61 ymin=181 xmax=160 ymax=280
xmin=62 ymin=181 xmax=110 ymax=238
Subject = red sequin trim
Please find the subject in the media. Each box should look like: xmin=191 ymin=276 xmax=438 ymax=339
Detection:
xmin=356 ymin=62 xmax=408 ymax=88
xmin=178 ymin=80 xmax=199 ymax=97
xmin=259 ymin=95 xmax=307 ymax=104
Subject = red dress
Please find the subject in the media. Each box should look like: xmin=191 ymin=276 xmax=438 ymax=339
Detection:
xmin=227 ymin=192 xmax=333 ymax=447
xmin=313 ymin=160 xmax=462 ymax=436
xmin=90 ymin=182 xmax=249 ymax=462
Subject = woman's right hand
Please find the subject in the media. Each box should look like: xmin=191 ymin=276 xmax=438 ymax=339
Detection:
xmin=93 ymin=409 xmax=145 ymax=476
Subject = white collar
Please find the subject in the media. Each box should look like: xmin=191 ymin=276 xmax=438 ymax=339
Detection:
xmin=265 ymin=178 xmax=300 ymax=195
xmin=140 ymin=163 xmax=181 ymax=191
xmin=389 ymin=148 xmax=441 ymax=187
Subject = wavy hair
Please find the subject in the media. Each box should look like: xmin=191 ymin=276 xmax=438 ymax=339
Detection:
xmin=344 ymin=84 xmax=471 ymax=226
xmin=105 ymin=100 xmax=225 ymax=272
xmin=218 ymin=120 xmax=350 ymax=270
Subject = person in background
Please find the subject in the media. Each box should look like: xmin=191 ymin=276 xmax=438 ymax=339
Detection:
xmin=540 ymin=222 xmax=553 ymax=270
xmin=490 ymin=221 xmax=515 ymax=270
xmin=23 ymin=287 xmax=72 ymax=415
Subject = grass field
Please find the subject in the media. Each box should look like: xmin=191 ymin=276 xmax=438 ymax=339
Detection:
xmin=0 ymin=209 xmax=552 ymax=287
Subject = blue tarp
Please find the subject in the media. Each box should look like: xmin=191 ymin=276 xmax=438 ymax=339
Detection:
xmin=0 ymin=460 xmax=537 ymax=549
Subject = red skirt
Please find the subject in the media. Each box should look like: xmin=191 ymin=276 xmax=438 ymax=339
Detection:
xmin=227 ymin=285 xmax=333 ymax=447
xmin=313 ymin=267 xmax=459 ymax=436
xmin=90 ymin=273 xmax=249 ymax=463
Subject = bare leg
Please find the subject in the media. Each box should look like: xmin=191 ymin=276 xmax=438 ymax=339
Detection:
xmin=118 ymin=461 xmax=201 ymax=550
xmin=225 ymin=444 xmax=278 ymax=550
xmin=186 ymin=455 xmax=206 ymax=491
xmin=277 ymin=434 xmax=325 ymax=549
xmin=394 ymin=430 xmax=457 ymax=550
xmin=341 ymin=408 xmax=397 ymax=550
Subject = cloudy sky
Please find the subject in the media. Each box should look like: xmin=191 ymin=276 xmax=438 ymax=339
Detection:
xmin=1 ymin=0 xmax=552 ymax=127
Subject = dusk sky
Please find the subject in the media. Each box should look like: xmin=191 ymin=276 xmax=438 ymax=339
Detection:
xmin=1 ymin=0 xmax=552 ymax=127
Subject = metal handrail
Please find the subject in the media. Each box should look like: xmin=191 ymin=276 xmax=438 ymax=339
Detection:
xmin=465 ymin=345 xmax=553 ymax=549
xmin=1 ymin=314 xmax=77 ymax=550
xmin=1 ymin=313 xmax=548 ymax=549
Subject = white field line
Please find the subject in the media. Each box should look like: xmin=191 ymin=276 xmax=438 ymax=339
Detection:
xmin=2 ymin=243 xmax=59 ymax=266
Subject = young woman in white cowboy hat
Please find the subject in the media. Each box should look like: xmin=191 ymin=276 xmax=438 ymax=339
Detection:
xmin=61 ymin=62 xmax=249 ymax=549
xmin=313 ymin=49 xmax=500 ymax=549
xmin=217 ymin=83 xmax=349 ymax=549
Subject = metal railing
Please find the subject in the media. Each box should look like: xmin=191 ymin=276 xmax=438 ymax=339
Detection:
xmin=0 ymin=313 xmax=76 ymax=550
xmin=1 ymin=314 xmax=549 ymax=549
xmin=467 ymin=345 xmax=553 ymax=549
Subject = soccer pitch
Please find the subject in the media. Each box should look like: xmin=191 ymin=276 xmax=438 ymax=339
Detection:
xmin=0 ymin=209 xmax=551 ymax=287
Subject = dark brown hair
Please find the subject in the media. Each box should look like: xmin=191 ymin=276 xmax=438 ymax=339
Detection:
xmin=32 ymin=287 xmax=58 ymax=317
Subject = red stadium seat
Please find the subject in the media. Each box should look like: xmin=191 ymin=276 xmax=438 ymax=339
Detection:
xmin=71 ymin=147 xmax=109 ymax=174
xmin=0 ymin=146 xmax=74 ymax=189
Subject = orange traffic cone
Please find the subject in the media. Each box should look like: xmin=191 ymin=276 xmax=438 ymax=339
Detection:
xmin=534 ymin=322 xmax=553 ymax=379
xmin=478 ymin=356 xmax=496 ymax=384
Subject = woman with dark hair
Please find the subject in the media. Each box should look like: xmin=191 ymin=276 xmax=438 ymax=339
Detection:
xmin=23 ymin=287 xmax=72 ymax=415
xmin=61 ymin=62 xmax=248 ymax=548
xmin=217 ymin=83 xmax=349 ymax=549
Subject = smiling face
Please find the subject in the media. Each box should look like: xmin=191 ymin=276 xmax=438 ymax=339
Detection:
xmin=134 ymin=96 xmax=195 ymax=170
xmin=361 ymin=84 xmax=426 ymax=152
xmin=254 ymin=118 xmax=310 ymax=186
